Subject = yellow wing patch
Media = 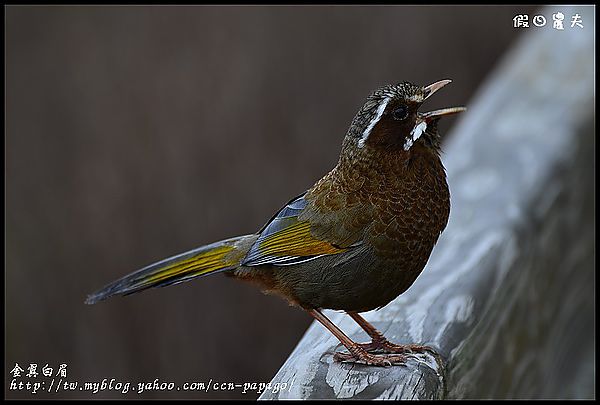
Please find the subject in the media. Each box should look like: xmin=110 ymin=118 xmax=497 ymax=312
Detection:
xmin=258 ymin=221 xmax=346 ymax=257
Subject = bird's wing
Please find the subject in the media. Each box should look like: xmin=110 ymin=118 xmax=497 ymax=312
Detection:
xmin=242 ymin=193 xmax=362 ymax=267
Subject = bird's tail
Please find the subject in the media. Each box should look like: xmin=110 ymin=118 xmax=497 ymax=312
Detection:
xmin=85 ymin=235 xmax=256 ymax=305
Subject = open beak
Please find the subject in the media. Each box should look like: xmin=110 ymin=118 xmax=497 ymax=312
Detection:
xmin=420 ymin=79 xmax=466 ymax=122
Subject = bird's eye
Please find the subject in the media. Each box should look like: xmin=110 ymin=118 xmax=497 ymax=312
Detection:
xmin=391 ymin=105 xmax=409 ymax=120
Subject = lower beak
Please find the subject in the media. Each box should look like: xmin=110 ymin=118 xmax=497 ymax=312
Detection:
xmin=420 ymin=106 xmax=466 ymax=122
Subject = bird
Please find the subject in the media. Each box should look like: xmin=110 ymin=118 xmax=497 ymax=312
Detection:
xmin=86 ymin=79 xmax=465 ymax=366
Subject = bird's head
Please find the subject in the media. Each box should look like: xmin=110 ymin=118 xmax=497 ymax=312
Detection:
xmin=345 ymin=80 xmax=465 ymax=155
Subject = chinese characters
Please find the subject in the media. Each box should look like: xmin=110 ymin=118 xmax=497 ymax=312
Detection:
xmin=10 ymin=363 xmax=67 ymax=378
xmin=514 ymin=12 xmax=584 ymax=29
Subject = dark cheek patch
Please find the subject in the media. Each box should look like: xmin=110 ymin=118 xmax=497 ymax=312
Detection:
xmin=366 ymin=116 xmax=414 ymax=150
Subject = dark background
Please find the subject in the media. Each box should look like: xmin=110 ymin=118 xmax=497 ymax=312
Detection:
xmin=6 ymin=5 xmax=536 ymax=399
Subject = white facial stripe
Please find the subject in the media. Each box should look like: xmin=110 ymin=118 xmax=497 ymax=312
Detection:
xmin=403 ymin=121 xmax=427 ymax=151
xmin=358 ymin=97 xmax=391 ymax=148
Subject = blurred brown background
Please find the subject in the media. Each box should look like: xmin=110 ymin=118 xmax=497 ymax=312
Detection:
xmin=6 ymin=5 xmax=536 ymax=399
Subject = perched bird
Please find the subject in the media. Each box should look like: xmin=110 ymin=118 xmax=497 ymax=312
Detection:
xmin=86 ymin=80 xmax=465 ymax=366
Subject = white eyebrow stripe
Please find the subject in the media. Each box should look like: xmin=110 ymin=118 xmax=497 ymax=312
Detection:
xmin=358 ymin=97 xmax=391 ymax=148
xmin=404 ymin=121 xmax=428 ymax=151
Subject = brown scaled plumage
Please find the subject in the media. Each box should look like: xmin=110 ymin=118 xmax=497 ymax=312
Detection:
xmin=86 ymin=80 xmax=466 ymax=366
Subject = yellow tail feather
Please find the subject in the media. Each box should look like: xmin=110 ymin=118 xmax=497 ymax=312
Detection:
xmin=85 ymin=235 xmax=252 ymax=304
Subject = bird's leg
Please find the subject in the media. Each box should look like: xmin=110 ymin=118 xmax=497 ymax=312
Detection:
xmin=346 ymin=311 xmax=434 ymax=355
xmin=308 ymin=309 xmax=407 ymax=366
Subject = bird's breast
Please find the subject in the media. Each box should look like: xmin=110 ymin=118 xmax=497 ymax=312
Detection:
xmin=344 ymin=148 xmax=450 ymax=264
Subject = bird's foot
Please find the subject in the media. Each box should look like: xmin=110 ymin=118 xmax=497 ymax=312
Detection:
xmin=333 ymin=350 xmax=407 ymax=366
xmin=358 ymin=339 xmax=435 ymax=355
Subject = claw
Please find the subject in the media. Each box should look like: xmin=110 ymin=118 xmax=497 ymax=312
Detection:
xmin=357 ymin=340 xmax=435 ymax=355
xmin=333 ymin=351 xmax=408 ymax=366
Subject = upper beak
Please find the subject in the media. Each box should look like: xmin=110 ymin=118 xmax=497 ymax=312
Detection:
xmin=419 ymin=79 xmax=466 ymax=122
xmin=423 ymin=79 xmax=453 ymax=100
